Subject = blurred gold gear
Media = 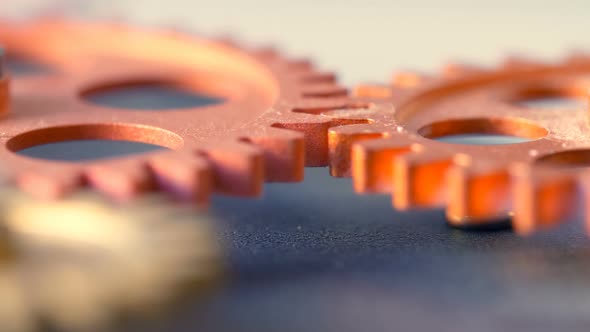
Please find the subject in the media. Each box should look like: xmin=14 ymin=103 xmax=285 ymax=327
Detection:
xmin=0 ymin=189 xmax=221 ymax=332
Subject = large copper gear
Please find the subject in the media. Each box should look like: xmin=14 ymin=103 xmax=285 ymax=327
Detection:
xmin=0 ymin=18 xmax=353 ymax=202
xmin=321 ymin=55 xmax=590 ymax=234
xmin=0 ymin=189 xmax=220 ymax=332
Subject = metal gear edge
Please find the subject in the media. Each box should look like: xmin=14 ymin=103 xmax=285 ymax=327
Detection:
xmin=0 ymin=18 xmax=356 ymax=203
xmin=324 ymin=54 xmax=590 ymax=235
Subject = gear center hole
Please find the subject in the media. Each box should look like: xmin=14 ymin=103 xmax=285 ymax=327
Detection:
xmin=512 ymin=87 xmax=588 ymax=110
xmin=419 ymin=117 xmax=547 ymax=145
xmin=4 ymin=52 xmax=53 ymax=76
xmin=82 ymin=82 xmax=224 ymax=111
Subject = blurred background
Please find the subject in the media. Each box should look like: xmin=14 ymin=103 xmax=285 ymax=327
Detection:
xmin=6 ymin=0 xmax=590 ymax=85
xmin=4 ymin=1 xmax=590 ymax=331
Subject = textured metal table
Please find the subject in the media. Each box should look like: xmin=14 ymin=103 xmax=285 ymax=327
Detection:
xmin=124 ymin=167 xmax=590 ymax=332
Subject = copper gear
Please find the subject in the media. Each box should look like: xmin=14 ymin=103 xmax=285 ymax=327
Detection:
xmin=318 ymin=55 xmax=590 ymax=235
xmin=0 ymin=18 xmax=353 ymax=202
xmin=0 ymin=188 xmax=220 ymax=332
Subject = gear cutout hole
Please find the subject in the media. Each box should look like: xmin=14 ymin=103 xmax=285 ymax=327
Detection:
xmin=536 ymin=149 xmax=590 ymax=168
xmin=4 ymin=52 xmax=54 ymax=76
xmin=512 ymin=86 xmax=588 ymax=110
xmin=7 ymin=124 xmax=183 ymax=162
xmin=419 ymin=118 xmax=547 ymax=145
xmin=82 ymin=81 xmax=225 ymax=111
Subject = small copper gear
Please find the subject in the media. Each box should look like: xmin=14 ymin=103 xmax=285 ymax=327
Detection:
xmin=0 ymin=189 xmax=220 ymax=332
xmin=0 ymin=18 xmax=352 ymax=202
xmin=318 ymin=55 xmax=590 ymax=234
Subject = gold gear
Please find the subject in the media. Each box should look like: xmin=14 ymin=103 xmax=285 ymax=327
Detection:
xmin=0 ymin=189 xmax=221 ymax=332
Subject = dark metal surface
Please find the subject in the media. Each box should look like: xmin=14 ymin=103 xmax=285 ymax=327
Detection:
xmin=129 ymin=167 xmax=590 ymax=332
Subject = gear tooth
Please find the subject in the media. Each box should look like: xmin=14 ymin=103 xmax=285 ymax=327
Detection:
xmin=446 ymin=157 xmax=512 ymax=227
xmin=391 ymin=70 xmax=431 ymax=88
xmin=273 ymin=109 xmax=370 ymax=167
xmin=321 ymin=106 xmax=377 ymax=121
xmin=300 ymin=83 xmax=348 ymax=98
xmin=148 ymin=152 xmax=212 ymax=205
xmin=328 ymin=124 xmax=386 ymax=177
xmin=392 ymin=149 xmax=454 ymax=210
xmin=511 ymin=164 xmax=580 ymax=235
xmin=351 ymin=135 xmax=414 ymax=193
xmin=441 ymin=61 xmax=486 ymax=79
xmin=292 ymin=96 xmax=352 ymax=115
xmin=85 ymin=159 xmax=154 ymax=201
xmin=564 ymin=49 xmax=590 ymax=65
xmin=286 ymin=58 xmax=314 ymax=72
xmin=242 ymin=127 xmax=305 ymax=182
xmin=272 ymin=118 xmax=334 ymax=166
xmin=215 ymin=35 xmax=241 ymax=48
xmin=500 ymin=54 xmax=545 ymax=69
xmin=298 ymin=72 xmax=337 ymax=84
xmin=353 ymin=84 xmax=393 ymax=99
xmin=198 ymin=141 xmax=264 ymax=196
xmin=17 ymin=166 xmax=83 ymax=199
xmin=251 ymin=45 xmax=280 ymax=60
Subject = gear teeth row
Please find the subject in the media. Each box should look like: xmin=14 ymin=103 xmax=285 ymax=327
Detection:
xmin=14 ymin=136 xmax=301 ymax=204
xmin=313 ymin=53 xmax=590 ymax=235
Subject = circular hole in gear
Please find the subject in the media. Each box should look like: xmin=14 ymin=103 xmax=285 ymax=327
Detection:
xmin=7 ymin=124 xmax=183 ymax=162
xmin=513 ymin=86 xmax=587 ymax=110
xmin=535 ymin=149 xmax=590 ymax=168
xmin=418 ymin=117 xmax=547 ymax=145
xmin=4 ymin=53 xmax=53 ymax=76
xmin=17 ymin=140 xmax=167 ymax=162
xmin=82 ymin=82 xmax=225 ymax=111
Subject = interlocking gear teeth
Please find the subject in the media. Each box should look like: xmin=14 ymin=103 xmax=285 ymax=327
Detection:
xmin=0 ymin=19 xmax=351 ymax=202
xmin=312 ymin=54 xmax=590 ymax=232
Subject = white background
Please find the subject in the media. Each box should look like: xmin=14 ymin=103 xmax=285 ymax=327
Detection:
xmin=4 ymin=1 xmax=590 ymax=85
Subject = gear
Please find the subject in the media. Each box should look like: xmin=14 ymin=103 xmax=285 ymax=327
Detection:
xmin=319 ymin=55 xmax=590 ymax=234
xmin=0 ymin=188 xmax=220 ymax=332
xmin=0 ymin=18 xmax=352 ymax=202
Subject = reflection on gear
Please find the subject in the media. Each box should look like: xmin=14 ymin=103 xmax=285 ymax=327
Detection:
xmin=0 ymin=18 xmax=350 ymax=202
xmin=317 ymin=55 xmax=590 ymax=234
xmin=0 ymin=189 xmax=221 ymax=332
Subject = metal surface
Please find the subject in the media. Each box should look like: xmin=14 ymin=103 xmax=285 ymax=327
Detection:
xmin=317 ymin=57 xmax=590 ymax=233
xmin=0 ymin=19 xmax=350 ymax=202
xmin=123 ymin=168 xmax=590 ymax=332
